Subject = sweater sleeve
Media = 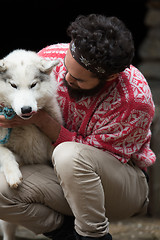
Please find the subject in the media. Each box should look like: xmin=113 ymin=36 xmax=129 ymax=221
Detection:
xmin=38 ymin=43 xmax=69 ymax=59
xmin=53 ymin=126 xmax=76 ymax=145
xmin=53 ymin=102 xmax=156 ymax=169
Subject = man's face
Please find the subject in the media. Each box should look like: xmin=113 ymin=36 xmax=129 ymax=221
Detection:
xmin=63 ymin=48 xmax=118 ymax=100
xmin=64 ymin=48 xmax=100 ymax=91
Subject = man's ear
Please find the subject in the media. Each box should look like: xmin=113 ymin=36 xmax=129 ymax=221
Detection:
xmin=107 ymin=73 xmax=119 ymax=82
xmin=39 ymin=59 xmax=60 ymax=75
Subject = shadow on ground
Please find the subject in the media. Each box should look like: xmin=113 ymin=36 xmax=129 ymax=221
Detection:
xmin=0 ymin=217 xmax=160 ymax=240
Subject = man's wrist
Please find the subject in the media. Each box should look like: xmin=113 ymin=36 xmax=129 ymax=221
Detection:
xmin=34 ymin=110 xmax=61 ymax=142
xmin=33 ymin=110 xmax=46 ymax=129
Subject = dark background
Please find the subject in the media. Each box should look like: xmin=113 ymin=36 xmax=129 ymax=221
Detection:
xmin=0 ymin=0 xmax=147 ymax=65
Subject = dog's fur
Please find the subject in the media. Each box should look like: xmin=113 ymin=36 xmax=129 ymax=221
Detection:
xmin=0 ymin=49 xmax=63 ymax=240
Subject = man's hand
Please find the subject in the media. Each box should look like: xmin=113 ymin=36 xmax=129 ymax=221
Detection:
xmin=0 ymin=114 xmax=35 ymax=128
xmin=0 ymin=110 xmax=61 ymax=143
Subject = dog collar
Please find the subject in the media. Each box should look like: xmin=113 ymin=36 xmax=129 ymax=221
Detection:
xmin=0 ymin=105 xmax=16 ymax=144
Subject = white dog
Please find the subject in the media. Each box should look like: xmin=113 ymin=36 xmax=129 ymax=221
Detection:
xmin=0 ymin=49 xmax=63 ymax=240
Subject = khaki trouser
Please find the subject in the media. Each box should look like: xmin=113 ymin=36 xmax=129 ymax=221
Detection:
xmin=0 ymin=142 xmax=149 ymax=237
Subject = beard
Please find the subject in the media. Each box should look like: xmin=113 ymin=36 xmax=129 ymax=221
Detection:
xmin=63 ymin=76 xmax=106 ymax=101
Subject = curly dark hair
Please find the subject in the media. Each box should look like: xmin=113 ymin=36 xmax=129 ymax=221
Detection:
xmin=67 ymin=14 xmax=135 ymax=80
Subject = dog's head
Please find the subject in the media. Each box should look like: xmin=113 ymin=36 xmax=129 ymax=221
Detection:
xmin=0 ymin=50 xmax=59 ymax=119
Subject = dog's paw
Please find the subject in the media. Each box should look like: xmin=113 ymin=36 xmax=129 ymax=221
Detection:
xmin=6 ymin=170 xmax=23 ymax=188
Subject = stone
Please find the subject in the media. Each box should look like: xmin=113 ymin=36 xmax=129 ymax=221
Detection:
xmin=138 ymin=61 xmax=160 ymax=80
xmin=147 ymin=0 xmax=160 ymax=8
xmin=145 ymin=9 xmax=160 ymax=26
xmin=139 ymin=28 xmax=160 ymax=60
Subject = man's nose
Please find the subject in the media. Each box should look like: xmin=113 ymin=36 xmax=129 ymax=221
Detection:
xmin=65 ymin=73 xmax=76 ymax=85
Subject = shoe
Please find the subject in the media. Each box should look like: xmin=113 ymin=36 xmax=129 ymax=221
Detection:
xmin=43 ymin=215 xmax=75 ymax=240
xmin=74 ymin=231 xmax=112 ymax=240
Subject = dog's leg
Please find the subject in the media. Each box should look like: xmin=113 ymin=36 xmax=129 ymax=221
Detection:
xmin=0 ymin=220 xmax=17 ymax=240
xmin=0 ymin=146 xmax=22 ymax=188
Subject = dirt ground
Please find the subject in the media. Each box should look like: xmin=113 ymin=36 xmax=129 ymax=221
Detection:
xmin=0 ymin=217 xmax=160 ymax=240
xmin=110 ymin=217 xmax=160 ymax=240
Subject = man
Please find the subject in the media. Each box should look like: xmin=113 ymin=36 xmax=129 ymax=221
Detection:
xmin=0 ymin=14 xmax=155 ymax=240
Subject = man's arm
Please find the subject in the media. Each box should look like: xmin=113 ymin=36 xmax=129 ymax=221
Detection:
xmin=34 ymin=110 xmax=61 ymax=143
xmin=0 ymin=110 xmax=61 ymax=143
xmin=0 ymin=106 xmax=156 ymax=169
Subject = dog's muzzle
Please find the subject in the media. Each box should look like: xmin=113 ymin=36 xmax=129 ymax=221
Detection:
xmin=20 ymin=106 xmax=35 ymax=119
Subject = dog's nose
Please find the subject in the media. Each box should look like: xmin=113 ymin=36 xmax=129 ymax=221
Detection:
xmin=21 ymin=106 xmax=32 ymax=114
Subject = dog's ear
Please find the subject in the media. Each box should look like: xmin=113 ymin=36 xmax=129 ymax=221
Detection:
xmin=0 ymin=60 xmax=7 ymax=72
xmin=39 ymin=59 xmax=60 ymax=75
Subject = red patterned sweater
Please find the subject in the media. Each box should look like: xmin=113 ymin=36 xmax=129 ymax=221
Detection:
xmin=38 ymin=43 xmax=156 ymax=169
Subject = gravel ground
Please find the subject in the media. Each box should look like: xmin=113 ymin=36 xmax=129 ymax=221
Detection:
xmin=110 ymin=217 xmax=160 ymax=240
xmin=0 ymin=217 xmax=160 ymax=240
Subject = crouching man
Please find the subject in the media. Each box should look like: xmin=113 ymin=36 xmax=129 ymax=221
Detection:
xmin=0 ymin=14 xmax=155 ymax=240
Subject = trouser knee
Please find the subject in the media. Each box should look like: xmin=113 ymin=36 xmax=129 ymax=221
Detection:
xmin=52 ymin=142 xmax=97 ymax=189
xmin=0 ymin=173 xmax=14 ymax=219
xmin=52 ymin=142 xmax=78 ymax=181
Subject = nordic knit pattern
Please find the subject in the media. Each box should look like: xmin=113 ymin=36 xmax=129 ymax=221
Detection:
xmin=38 ymin=43 xmax=156 ymax=169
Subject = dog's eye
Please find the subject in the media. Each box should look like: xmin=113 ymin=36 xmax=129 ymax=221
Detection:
xmin=10 ymin=82 xmax=17 ymax=89
xmin=30 ymin=82 xmax=37 ymax=89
